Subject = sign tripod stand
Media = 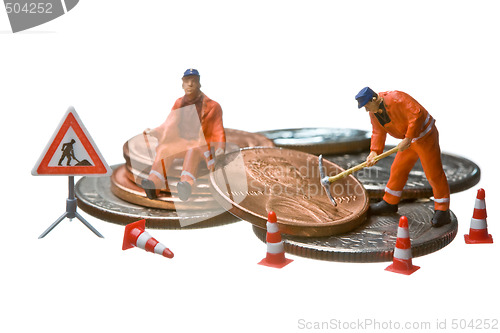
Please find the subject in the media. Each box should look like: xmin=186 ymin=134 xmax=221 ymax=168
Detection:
xmin=39 ymin=176 xmax=103 ymax=238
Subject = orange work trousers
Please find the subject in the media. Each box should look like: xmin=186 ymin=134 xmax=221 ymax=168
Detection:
xmin=148 ymin=141 xmax=213 ymax=189
xmin=383 ymin=126 xmax=450 ymax=211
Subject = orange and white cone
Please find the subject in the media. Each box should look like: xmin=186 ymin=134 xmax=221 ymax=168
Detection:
xmin=385 ymin=216 xmax=420 ymax=275
xmin=122 ymin=219 xmax=174 ymax=258
xmin=465 ymin=188 xmax=493 ymax=244
xmin=258 ymin=211 xmax=293 ymax=268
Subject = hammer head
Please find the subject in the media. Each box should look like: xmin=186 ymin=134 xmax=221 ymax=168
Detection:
xmin=318 ymin=155 xmax=337 ymax=206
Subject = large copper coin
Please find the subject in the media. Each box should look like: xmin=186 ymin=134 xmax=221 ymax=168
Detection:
xmin=76 ymin=166 xmax=238 ymax=229
xmin=326 ymin=146 xmax=481 ymax=199
xmin=111 ymin=164 xmax=219 ymax=210
xmin=210 ymin=147 xmax=369 ymax=237
xmin=252 ymin=200 xmax=457 ymax=262
xmin=124 ymin=128 xmax=275 ymax=173
xmin=258 ymin=128 xmax=371 ymax=155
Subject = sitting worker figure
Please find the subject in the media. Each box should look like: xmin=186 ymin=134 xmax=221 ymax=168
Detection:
xmin=141 ymin=69 xmax=226 ymax=201
xmin=355 ymin=87 xmax=450 ymax=227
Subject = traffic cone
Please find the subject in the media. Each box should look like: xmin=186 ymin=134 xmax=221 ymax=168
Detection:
xmin=465 ymin=188 xmax=493 ymax=244
xmin=258 ymin=211 xmax=293 ymax=268
xmin=385 ymin=216 xmax=420 ymax=275
xmin=122 ymin=219 xmax=174 ymax=258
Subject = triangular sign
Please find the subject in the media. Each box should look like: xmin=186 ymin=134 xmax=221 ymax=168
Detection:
xmin=32 ymin=107 xmax=112 ymax=176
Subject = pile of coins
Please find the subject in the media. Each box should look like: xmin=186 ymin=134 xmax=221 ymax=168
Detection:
xmin=76 ymin=127 xmax=479 ymax=261
xmin=77 ymin=129 xmax=275 ymax=229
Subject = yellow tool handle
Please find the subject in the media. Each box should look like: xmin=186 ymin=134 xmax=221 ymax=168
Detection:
xmin=327 ymin=146 xmax=399 ymax=183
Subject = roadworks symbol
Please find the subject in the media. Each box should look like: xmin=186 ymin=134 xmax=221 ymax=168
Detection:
xmin=3 ymin=0 xmax=79 ymax=33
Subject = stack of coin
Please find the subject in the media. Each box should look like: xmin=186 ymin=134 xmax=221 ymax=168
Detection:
xmin=77 ymin=129 xmax=275 ymax=229
xmin=76 ymin=126 xmax=479 ymax=260
xmin=114 ymin=129 xmax=275 ymax=210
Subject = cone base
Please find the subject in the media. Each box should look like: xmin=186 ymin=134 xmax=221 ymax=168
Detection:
xmin=385 ymin=263 xmax=420 ymax=275
xmin=258 ymin=257 xmax=293 ymax=269
xmin=464 ymin=234 xmax=493 ymax=244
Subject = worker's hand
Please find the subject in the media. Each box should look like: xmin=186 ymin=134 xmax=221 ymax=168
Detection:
xmin=398 ymin=138 xmax=411 ymax=152
xmin=366 ymin=151 xmax=378 ymax=167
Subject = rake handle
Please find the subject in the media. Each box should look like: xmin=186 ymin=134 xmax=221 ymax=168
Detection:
xmin=327 ymin=146 xmax=399 ymax=183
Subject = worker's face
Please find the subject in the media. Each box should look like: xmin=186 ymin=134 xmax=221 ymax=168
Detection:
xmin=364 ymin=99 xmax=379 ymax=113
xmin=182 ymin=76 xmax=201 ymax=97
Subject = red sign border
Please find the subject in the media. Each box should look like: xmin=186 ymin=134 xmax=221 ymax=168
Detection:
xmin=32 ymin=108 xmax=111 ymax=176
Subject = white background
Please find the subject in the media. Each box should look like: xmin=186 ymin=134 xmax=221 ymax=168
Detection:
xmin=1 ymin=1 xmax=499 ymax=332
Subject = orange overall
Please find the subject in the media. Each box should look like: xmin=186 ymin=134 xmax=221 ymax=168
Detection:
xmin=148 ymin=93 xmax=225 ymax=188
xmin=370 ymin=91 xmax=450 ymax=211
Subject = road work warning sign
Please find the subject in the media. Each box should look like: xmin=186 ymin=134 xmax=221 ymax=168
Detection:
xmin=32 ymin=106 xmax=112 ymax=176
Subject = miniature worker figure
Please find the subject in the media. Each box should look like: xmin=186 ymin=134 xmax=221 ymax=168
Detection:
xmin=355 ymin=87 xmax=451 ymax=227
xmin=141 ymin=69 xmax=226 ymax=201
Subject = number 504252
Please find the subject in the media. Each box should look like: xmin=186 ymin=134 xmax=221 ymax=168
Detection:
xmin=5 ymin=2 xmax=53 ymax=14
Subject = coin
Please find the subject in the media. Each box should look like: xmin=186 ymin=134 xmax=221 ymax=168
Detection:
xmin=252 ymin=200 xmax=457 ymax=262
xmin=326 ymin=146 xmax=481 ymax=199
xmin=75 ymin=166 xmax=239 ymax=229
xmin=258 ymin=128 xmax=371 ymax=155
xmin=111 ymin=164 xmax=219 ymax=210
xmin=124 ymin=164 xmax=212 ymax=196
xmin=124 ymin=128 xmax=275 ymax=173
xmin=226 ymin=128 xmax=276 ymax=148
xmin=209 ymin=147 xmax=369 ymax=237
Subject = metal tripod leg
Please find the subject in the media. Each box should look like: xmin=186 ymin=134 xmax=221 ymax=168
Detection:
xmin=75 ymin=212 xmax=103 ymax=238
xmin=38 ymin=176 xmax=104 ymax=239
xmin=38 ymin=212 xmax=69 ymax=239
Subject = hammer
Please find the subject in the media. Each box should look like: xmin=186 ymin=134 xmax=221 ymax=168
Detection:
xmin=319 ymin=146 xmax=399 ymax=206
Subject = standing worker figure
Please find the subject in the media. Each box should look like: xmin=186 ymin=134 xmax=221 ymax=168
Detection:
xmin=58 ymin=139 xmax=77 ymax=166
xmin=355 ymin=87 xmax=451 ymax=227
xmin=141 ymin=69 xmax=226 ymax=201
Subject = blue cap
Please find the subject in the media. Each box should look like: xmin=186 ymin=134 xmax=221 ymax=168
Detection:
xmin=355 ymin=87 xmax=376 ymax=109
xmin=183 ymin=68 xmax=200 ymax=77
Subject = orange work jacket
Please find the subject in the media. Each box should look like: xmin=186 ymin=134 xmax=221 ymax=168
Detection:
xmin=369 ymin=91 xmax=434 ymax=154
xmin=153 ymin=93 xmax=226 ymax=150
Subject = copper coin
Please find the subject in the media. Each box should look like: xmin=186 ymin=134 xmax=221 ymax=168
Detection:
xmin=209 ymin=147 xmax=369 ymax=237
xmin=111 ymin=164 xmax=220 ymax=210
xmin=123 ymin=128 xmax=275 ymax=173
xmin=75 ymin=167 xmax=238 ymax=229
xmin=326 ymin=146 xmax=481 ymax=199
xmin=252 ymin=200 xmax=457 ymax=262
xmin=124 ymin=164 xmax=212 ymax=195
xmin=258 ymin=128 xmax=371 ymax=155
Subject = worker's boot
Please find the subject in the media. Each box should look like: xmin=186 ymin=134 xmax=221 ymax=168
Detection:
xmin=431 ymin=209 xmax=451 ymax=228
xmin=141 ymin=179 xmax=160 ymax=200
xmin=369 ymin=200 xmax=398 ymax=215
xmin=177 ymin=181 xmax=192 ymax=201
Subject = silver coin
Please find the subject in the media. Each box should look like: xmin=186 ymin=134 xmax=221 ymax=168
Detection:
xmin=326 ymin=147 xmax=480 ymax=199
xmin=252 ymin=200 xmax=457 ymax=262
xmin=75 ymin=171 xmax=239 ymax=229
xmin=258 ymin=128 xmax=371 ymax=155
